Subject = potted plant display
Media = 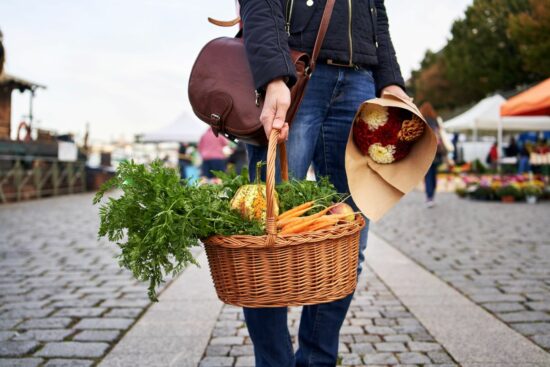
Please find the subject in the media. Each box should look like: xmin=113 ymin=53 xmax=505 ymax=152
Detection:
xmin=523 ymin=184 xmax=543 ymax=204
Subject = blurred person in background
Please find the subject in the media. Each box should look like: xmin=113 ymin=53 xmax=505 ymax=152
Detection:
xmin=420 ymin=103 xmax=446 ymax=208
xmin=198 ymin=128 xmax=228 ymax=178
xmin=178 ymin=142 xmax=194 ymax=179
xmin=0 ymin=28 xmax=4 ymax=75
xmin=486 ymin=142 xmax=499 ymax=172
xmin=228 ymin=141 xmax=248 ymax=175
xmin=505 ymin=136 xmax=519 ymax=158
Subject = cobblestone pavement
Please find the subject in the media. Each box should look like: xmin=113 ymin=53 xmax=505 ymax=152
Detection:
xmin=199 ymin=266 xmax=458 ymax=367
xmin=0 ymin=194 xmax=173 ymax=367
xmin=372 ymin=192 xmax=550 ymax=353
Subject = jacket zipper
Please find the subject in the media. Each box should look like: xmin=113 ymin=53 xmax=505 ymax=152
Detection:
xmin=370 ymin=2 xmax=379 ymax=48
xmin=285 ymin=0 xmax=295 ymax=35
xmin=348 ymin=0 xmax=353 ymax=65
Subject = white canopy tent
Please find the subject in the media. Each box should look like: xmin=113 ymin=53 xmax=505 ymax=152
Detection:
xmin=140 ymin=112 xmax=209 ymax=143
xmin=444 ymin=95 xmax=506 ymax=136
xmin=443 ymin=95 xmax=550 ymax=163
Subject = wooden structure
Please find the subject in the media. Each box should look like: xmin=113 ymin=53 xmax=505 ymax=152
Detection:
xmin=0 ymin=73 xmax=45 ymax=140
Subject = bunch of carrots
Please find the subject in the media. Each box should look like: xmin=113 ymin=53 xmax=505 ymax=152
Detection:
xmin=276 ymin=201 xmax=356 ymax=235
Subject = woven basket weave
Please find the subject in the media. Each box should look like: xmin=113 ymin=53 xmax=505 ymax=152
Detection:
xmin=203 ymin=129 xmax=365 ymax=308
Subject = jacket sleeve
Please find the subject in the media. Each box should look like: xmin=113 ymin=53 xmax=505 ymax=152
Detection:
xmin=239 ymin=0 xmax=297 ymax=91
xmin=372 ymin=0 xmax=406 ymax=95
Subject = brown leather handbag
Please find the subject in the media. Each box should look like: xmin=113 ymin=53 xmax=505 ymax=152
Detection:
xmin=188 ymin=0 xmax=335 ymax=146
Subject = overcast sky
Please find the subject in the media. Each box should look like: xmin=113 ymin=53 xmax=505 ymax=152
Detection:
xmin=0 ymin=0 xmax=472 ymax=143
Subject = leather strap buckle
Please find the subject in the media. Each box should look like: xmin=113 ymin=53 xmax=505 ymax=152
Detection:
xmin=326 ymin=59 xmax=356 ymax=68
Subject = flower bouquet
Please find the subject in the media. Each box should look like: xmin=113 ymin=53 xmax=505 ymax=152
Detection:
xmin=345 ymin=91 xmax=437 ymax=221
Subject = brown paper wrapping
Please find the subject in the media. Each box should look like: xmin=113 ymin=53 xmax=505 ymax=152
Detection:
xmin=345 ymin=92 xmax=438 ymax=222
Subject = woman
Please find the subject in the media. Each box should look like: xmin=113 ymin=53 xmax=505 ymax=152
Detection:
xmin=240 ymin=1 xmax=408 ymax=365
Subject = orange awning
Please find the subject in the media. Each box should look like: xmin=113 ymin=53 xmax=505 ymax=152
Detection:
xmin=501 ymin=78 xmax=550 ymax=117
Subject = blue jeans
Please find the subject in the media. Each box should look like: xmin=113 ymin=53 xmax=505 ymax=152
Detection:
xmin=424 ymin=161 xmax=438 ymax=200
xmin=201 ymin=159 xmax=227 ymax=178
xmin=244 ymin=63 xmax=376 ymax=367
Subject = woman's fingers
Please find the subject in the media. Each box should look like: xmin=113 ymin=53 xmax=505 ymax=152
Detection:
xmin=261 ymin=78 xmax=292 ymax=143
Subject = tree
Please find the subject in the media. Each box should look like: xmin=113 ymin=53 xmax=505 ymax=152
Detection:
xmin=410 ymin=0 xmax=539 ymax=110
xmin=508 ymin=0 xmax=550 ymax=76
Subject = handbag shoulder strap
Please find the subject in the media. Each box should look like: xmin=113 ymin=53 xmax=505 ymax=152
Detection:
xmin=309 ymin=0 xmax=336 ymax=74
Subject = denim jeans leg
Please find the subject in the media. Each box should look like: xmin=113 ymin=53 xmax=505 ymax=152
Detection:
xmin=296 ymin=66 xmax=376 ymax=366
xmin=243 ymin=307 xmax=295 ymax=367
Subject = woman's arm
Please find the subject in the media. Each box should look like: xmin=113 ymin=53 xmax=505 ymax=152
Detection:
xmin=239 ymin=0 xmax=297 ymax=91
xmin=372 ymin=0 xmax=407 ymax=97
xmin=239 ymin=0 xmax=294 ymax=142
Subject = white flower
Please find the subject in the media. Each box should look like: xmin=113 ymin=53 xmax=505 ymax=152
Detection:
xmin=360 ymin=104 xmax=389 ymax=131
xmin=368 ymin=143 xmax=396 ymax=164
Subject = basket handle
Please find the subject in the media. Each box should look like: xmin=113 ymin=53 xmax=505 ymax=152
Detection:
xmin=265 ymin=129 xmax=287 ymax=246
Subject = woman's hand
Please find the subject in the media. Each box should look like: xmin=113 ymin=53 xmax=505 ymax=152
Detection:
xmin=260 ymin=78 xmax=290 ymax=143
xmin=381 ymin=85 xmax=412 ymax=102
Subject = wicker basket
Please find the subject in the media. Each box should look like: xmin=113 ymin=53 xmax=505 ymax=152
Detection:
xmin=203 ymin=130 xmax=365 ymax=308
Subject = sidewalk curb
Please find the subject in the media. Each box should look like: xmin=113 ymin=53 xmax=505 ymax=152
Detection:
xmin=98 ymin=249 xmax=223 ymax=367
xmin=366 ymin=232 xmax=550 ymax=366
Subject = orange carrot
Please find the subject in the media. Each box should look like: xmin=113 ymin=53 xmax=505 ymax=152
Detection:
xmin=277 ymin=204 xmax=336 ymax=228
xmin=280 ymin=214 xmax=338 ymax=235
xmin=304 ymin=219 xmax=340 ymax=232
xmin=277 ymin=201 xmax=314 ymax=221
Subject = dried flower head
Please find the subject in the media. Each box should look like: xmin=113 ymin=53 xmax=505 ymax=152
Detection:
xmin=368 ymin=143 xmax=396 ymax=164
xmin=360 ymin=104 xmax=389 ymax=131
xmin=398 ymin=115 xmax=425 ymax=142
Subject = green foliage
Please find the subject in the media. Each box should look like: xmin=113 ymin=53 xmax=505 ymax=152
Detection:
xmin=410 ymin=0 xmax=544 ymax=110
xmin=523 ymin=184 xmax=543 ymax=197
xmin=508 ymin=0 xmax=550 ymax=75
xmin=471 ymin=185 xmax=496 ymax=200
xmin=496 ymin=184 xmax=522 ymax=199
xmin=276 ymin=177 xmax=343 ymax=215
xmin=94 ymin=160 xmax=263 ymax=301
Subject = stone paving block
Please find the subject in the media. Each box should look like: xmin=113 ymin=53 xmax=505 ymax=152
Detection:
xmin=73 ymin=330 xmax=120 ymax=342
xmin=526 ymin=302 xmax=550 ymax=312
xmin=199 ymin=356 xmax=234 ymax=367
xmin=100 ymin=299 xmax=149 ymax=308
xmin=483 ymin=302 xmax=525 ymax=313
xmin=427 ymin=351 xmax=455 ymax=363
xmin=43 ymin=359 xmax=94 ymax=367
xmin=0 ymin=358 xmax=44 ymax=367
xmin=17 ymin=319 xmax=72 ymax=330
xmin=408 ymin=341 xmax=442 ymax=352
xmin=350 ymin=343 xmax=375 ymax=354
xmin=235 ymin=356 xmax=255 ymax=367
xmin=229 ymin=344 xmax=254 ymax=356
xmin=102 ymin=308 xmax=142 ymax=318
xmin=375 ymin=342 xmax=407 ymax=352
xmin=210 ymin=336 xmax=245 ymax=345
xmin=52 ymin=308 xmax=106 ymax=318
xmin=0 ymin=320 xmax=21 ymax=330
xmin=49 ymin=300 xmax=99 ymax=308
xmin=364 ymin=326 xmax=396 ymax=335
xmin=340 ymin=326 xmax=364 ymax=335
xmin=12 ymin=329 xmax=74 ymax=342
xmin=73 ymin=318 xmax=133 ymax=330
xmin=384 ymin=335 xmax=411 ymax=342
xmin=35 ymin=341 xmax=109 ymax=358
xmin=0 ymin=341 xmax=40 ymax=356
xmin=532 ymin=335 xmax=550 ymax=349
xmin=362 ymin=352 xmax=399 ymax=365
xmin=0 ymin=332 xmax=15 ymax=341
xmin=205 ymin=345 xmax=231 ymax=356
xmin=498 ymin=311 xmax=550 ymax=323
xmin=397 ymin=352 xmax=431 ymax=364
xmin=340 ymin=353 xmax=362 ymax=365
xmin=512 ymin=322 xmax=550 ymax=335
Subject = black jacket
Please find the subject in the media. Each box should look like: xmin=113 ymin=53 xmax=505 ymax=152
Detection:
xmin=239 ymin=0 xmax=405 ymax=95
